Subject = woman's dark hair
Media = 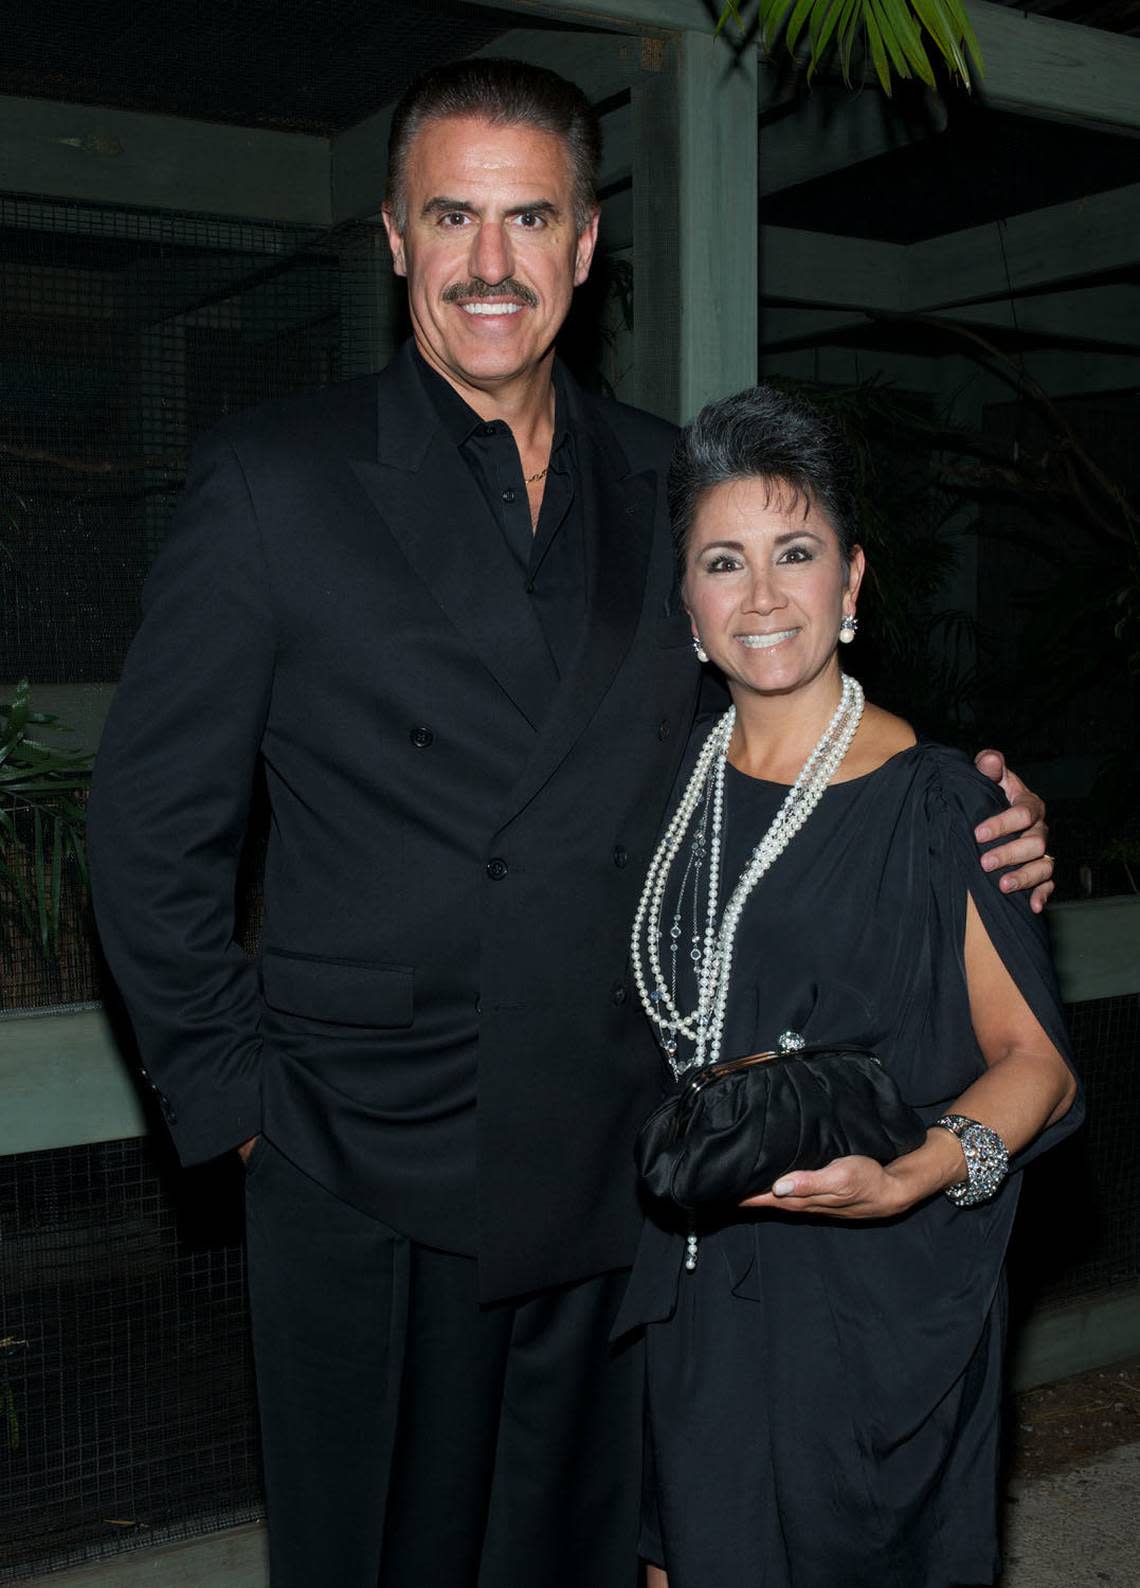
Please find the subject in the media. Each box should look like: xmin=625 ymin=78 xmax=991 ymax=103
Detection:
xmin=386 ymin=58 xmax=602 ymax=233
xmin=668 ymin=385 xmax=860 ymax=578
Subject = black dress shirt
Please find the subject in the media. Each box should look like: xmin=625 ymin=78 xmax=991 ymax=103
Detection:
xmin=413 ymin=351 xmax=586 ymax=679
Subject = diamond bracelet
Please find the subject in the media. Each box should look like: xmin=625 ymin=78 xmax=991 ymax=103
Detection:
xmin=934 ymin=1114 xmax=1009 ymax=1207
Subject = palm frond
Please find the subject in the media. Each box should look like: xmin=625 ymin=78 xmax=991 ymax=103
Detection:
xmin=717 ymin=0 xmax=982 ymax=92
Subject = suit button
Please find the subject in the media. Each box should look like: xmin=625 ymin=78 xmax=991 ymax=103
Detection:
xmin=612 ymin=985 xmax=627 ymax=1005
xmin=658 ymin=718 xmax=670 ymax=740
xmin=501 ymin=488 xmax=517 ymax=504
xmin=612 ymin=845 xmax=628 ymax=868
xmin=409 ymin=725 xmax=434 ymax=748
xmin=486 ymin=857 xmax=509 ymax=881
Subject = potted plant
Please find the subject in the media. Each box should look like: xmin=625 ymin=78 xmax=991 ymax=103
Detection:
xmin=0 ymin=678 xmax=94 ymax=963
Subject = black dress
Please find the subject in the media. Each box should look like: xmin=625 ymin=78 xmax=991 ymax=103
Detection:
xmin=615 ymin=734 xmax=1083 ymax=1588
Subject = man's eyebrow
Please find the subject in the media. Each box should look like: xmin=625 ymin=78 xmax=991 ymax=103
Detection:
xmin=422 ymin=197 xmax=478 ymax=218
xmin=419 ymin=197 xmax=562 ymax=220
xmin=505 ymin=199 xmax=560 ymax=219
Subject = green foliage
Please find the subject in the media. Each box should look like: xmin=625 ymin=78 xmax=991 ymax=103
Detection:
xmin=717 ymin=0 xmax=984 ymax=95
xmin=0 ymin=679 xmax=94 ymax=960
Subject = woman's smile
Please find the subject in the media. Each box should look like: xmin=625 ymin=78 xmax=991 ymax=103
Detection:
xmin=735 ymin=628 xmax=800 ymax=651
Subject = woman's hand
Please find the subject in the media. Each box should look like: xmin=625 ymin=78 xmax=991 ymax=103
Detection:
xmin=740 ymin=1129 xmax=968 ymax=1220
xmin=740 ymin=1155 xmax=907 ymax=1219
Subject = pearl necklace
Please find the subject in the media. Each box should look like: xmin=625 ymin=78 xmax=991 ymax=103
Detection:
xmin=631 ymin=674 xmax=864 ymax=1079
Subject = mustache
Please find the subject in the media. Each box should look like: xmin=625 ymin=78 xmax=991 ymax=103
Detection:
xmin=442 ymin=278 xmax=538 ymax=308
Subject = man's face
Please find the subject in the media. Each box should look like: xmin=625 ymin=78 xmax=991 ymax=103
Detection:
xmin=383 ymin=115 xmax=598 ymax=399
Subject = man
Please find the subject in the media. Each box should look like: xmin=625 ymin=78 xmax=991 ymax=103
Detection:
xmin=88 ymin=58 xmax=1053 ymax=1587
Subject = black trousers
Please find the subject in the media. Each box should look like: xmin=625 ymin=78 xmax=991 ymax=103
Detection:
xmin=245 ymin=1138 xmax=644 ymax=1587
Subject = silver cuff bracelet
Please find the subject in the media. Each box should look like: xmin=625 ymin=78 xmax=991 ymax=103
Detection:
xmin=934 ymin=1114 xmax=1009 ymax=1207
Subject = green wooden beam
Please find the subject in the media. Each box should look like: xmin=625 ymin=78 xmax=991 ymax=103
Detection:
xmin=971 ymin=0 xmax=1140 ymax=134
xmin=910 ymin=183 xmax=1140 ymax=309
xmin=1048 ymin=897 xmax=1140 ymax=1007
xmin=677 ymin=30 xmax=759 ymax=417
xmin=761 ymin=284 xmax=1140 ymax=357
xmin=759 ymin=82 xmax=934 ymax=195
xmin=0 ymin=94 xmax=330 ymax=225
xmin=761 ymin=226 xmax=904 ymax=312
xmin=760 ymin=185 xmax=1140 ymax=318
xmin=1010 ymin=1287 xmax=1140 ymax=1393
xmin=458 ymin=0 xmax=704 ymax=34
xmin=0 ymin=1006 xmax=147 ymax=1155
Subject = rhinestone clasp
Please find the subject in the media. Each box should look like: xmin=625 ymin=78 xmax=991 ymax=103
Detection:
xmin=776 ymin=1029 xmax=806 ymax=1054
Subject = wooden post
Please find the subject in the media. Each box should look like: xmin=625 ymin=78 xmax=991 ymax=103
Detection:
xmin=633 ymin=31 xmax=758 ymax=423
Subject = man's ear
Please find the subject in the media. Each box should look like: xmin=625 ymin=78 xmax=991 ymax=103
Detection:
xmin=573 ymin=209 xmax=601 ymax=288
xmin=381 ymin=203 xmax=407 ymax=278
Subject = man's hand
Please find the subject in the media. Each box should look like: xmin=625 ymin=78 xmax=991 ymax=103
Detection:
xmin=973 ymin=750 xmax=1054 ymax=914
xmin=237 ymin=1135 xmax=259 ymax=1166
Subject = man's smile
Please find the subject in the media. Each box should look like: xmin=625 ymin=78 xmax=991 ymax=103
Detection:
xmin=459 ymin=301 xmax=524 ymax=316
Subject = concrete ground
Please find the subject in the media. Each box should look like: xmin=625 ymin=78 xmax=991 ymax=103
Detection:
xmin=1001 ymin=1442 xmax=1140 ymax=1586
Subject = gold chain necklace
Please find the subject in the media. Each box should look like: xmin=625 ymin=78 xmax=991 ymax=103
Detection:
xmin=525 ymin=463 xmax=549 ymax=484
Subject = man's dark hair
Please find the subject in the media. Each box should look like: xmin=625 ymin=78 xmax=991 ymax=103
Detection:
xmin=668 ymin=385 xmax=860 ymax=578
xmin=386 ymin=57 xmax=602 ymax=233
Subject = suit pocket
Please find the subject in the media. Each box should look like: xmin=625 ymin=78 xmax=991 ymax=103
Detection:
xmin=261 ymin=948 xmax=414 ymax=1028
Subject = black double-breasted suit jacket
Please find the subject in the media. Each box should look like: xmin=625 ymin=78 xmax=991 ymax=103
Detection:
xmin=89 ymin=342 xmax=700 ymax=1300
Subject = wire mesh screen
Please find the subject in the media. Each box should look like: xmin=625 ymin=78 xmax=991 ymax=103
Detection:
xmin=1 ymin=192 xmax=393 ymax=688
xmin=0 ymin=1138 xmax=259 ymax=1583
xmin=1010 ymin=990 xmax=1140 ymax=1313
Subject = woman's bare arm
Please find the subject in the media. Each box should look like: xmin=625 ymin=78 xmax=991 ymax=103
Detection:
xmin=740 ymin=893 xmax=1077 ymax=1218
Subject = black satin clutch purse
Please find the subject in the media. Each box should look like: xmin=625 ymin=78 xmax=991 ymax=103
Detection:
xmin=635 ymin=1042 xmax=928 ymax=1212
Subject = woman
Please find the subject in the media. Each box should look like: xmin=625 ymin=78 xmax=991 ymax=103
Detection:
xmin=618 ymin=386 xmax=1082 ymax=1588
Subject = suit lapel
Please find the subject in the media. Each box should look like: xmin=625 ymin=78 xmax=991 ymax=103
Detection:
xmin=344 ymin=349 xmax=559 ymax=732
xmin=498 ymin=396 xmax=657 ymax=826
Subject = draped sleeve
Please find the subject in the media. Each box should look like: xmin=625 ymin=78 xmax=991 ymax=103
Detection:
xmin=921 ymin=744 xmax=1084 ymax=1167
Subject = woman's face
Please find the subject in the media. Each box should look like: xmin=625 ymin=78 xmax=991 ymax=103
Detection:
xmin=683 ymin=476 xmax=864 ymax=701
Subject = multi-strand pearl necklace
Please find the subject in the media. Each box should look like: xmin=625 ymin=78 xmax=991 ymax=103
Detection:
xmin=631 ymin=674 xmax=864 ymax=1079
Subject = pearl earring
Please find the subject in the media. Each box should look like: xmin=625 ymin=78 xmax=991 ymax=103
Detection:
xmin=839 ymin=613 xmax=858 ymax=644
xmin=692 ymin=634 xmax=709 ymax=664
